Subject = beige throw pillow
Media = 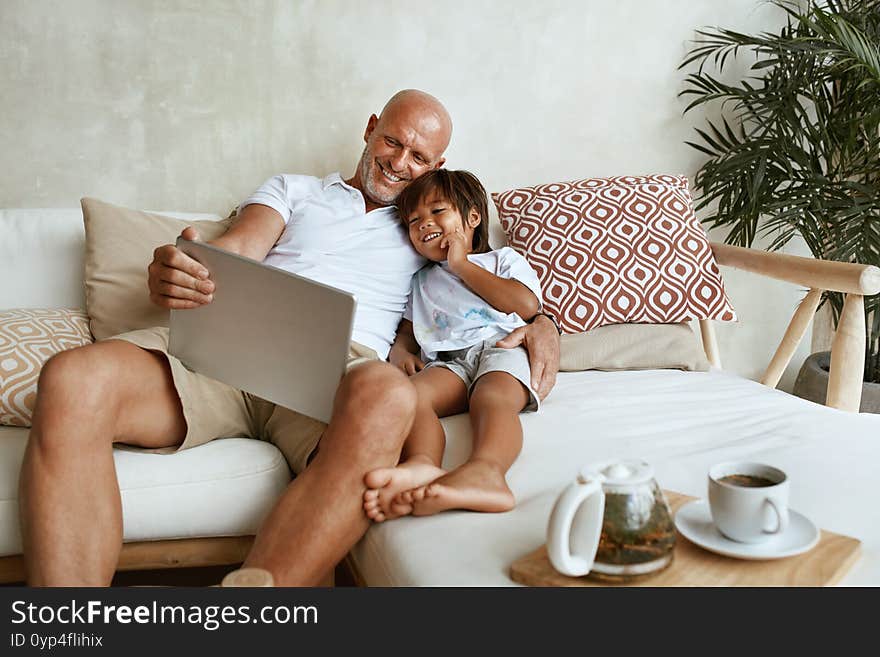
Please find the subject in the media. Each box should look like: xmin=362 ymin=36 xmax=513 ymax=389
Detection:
xmin=560 ymin=322 xmax=710 ymax=372
xmin=0 ymin=309 xmax=93 ymax=427
xmin=82 ymin=198 xmax=233 ymax=340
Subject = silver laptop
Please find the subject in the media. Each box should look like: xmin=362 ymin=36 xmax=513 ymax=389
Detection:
xmin=168 ymin=238 xmax=356 ymax=423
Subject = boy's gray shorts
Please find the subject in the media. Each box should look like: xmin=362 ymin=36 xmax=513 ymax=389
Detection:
xmin=425 ymin=339 xmax=540 ymax=412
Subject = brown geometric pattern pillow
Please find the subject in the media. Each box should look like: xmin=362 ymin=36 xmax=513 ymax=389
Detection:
xmin=0 ymin=309 xmax=93 ymax=427
xmin=492 ymin=174 xmax=736 ymax=334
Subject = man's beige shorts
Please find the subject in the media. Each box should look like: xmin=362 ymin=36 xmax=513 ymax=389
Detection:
xmin=111 ymin=327 xmax=379 ymax=474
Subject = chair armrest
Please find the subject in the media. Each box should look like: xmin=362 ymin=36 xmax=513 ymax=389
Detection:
xmin=709 ymin=242 xmax=876 ymax=412
xmin=710 ymin=242 xmax=880 ymax=295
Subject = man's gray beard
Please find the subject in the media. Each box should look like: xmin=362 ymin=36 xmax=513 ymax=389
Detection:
xmin=358 ymin=146 xmax=398 ymax=206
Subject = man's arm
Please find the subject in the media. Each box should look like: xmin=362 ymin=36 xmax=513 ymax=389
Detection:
xmin=147 ymin=204 xmax=285 ymax=310
xmin=495 ymin=314 xmax=560 ymax=400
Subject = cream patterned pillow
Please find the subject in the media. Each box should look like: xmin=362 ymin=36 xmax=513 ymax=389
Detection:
xmin=0 ymin=309 xmax=93 ymax=427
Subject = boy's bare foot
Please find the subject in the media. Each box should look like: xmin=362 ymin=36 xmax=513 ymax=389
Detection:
xmin=363 ymin=457 xmax=446 ymax=522
xmin=393 ymin=459 xmax=515 ymax=516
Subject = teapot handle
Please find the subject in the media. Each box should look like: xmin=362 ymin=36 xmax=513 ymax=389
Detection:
xmin=546 ymin=475 xmax=605 ymax=577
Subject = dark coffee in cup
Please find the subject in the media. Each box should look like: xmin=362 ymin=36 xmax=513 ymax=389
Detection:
xmin=718 ymin=473 xmax=776 ymax=488
xmin=708 ymin=462 xmax=790 ymax=542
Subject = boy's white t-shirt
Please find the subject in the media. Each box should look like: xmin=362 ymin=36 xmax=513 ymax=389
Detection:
xmin=404 ymin=247 xmax=543 ymax=361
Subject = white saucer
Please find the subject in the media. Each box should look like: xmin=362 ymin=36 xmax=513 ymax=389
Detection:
xmin=674 ymin=499 xmax=820 ymax=560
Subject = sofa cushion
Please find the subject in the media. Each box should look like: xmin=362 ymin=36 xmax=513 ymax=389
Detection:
xmin=492 ymin=175 xmax=736 ymax=335
xmin=0 ymin=431 xmax=291 ymax=557
xmin=82 ymin=198 xmax=233 ymax=340
xmin=0 ymin=309 xmax=93 ymax=427
xmin=559 ymin=322 xmax=709 ymax=372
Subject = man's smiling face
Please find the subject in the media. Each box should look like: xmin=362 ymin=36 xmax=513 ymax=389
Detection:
xmin=355 ymin=94 xmax=450 ymax=208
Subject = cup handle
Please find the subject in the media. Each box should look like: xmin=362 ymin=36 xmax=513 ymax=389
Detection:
xmin=763 ymin=498 xmax=790 ymax=535
xmin=546 ymin=476 xmax=605 ymax=577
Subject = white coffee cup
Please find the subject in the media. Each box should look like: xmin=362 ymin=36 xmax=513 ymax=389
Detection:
xmin=707 ymin=462 xmax=789 ymax=543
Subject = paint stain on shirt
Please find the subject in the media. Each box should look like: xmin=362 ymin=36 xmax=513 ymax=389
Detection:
xmin=433 ymin=310 xmax=450 ymax=330
xmin=464 ymin=307 xmax=495 ymax=324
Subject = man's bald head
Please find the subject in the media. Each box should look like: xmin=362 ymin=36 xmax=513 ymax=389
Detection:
xmin=377 ymin=90 xmax=453 ymax=153
xmin=349 ymin=89 xmax=453 ymax=211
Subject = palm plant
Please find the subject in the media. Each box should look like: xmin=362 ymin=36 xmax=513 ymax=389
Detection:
xmin=680 ymin=0 xmax=880 ymax=382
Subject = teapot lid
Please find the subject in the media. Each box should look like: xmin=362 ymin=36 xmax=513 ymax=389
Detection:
xmin=584 ymin=459 xmax=654 ymax=488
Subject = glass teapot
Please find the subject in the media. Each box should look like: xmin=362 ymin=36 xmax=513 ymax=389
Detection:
xmin=547 ymin=459 xmax=676 ymax=582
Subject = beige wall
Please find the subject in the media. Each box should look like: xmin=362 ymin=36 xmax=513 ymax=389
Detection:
xmin=0 ymin=0 xmax=813 ymax=390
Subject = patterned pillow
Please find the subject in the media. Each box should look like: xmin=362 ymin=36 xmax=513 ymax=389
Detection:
xmin=0 ymin=309 xmax=93 ymax=427
xmin=492 ymin=174 xmax=736 ymax=334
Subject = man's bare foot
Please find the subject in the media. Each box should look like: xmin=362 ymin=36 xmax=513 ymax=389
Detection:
xmin=393 ymin=459 xmax=515 ymax=516
xmin=363 ymin=457 xmax=446 ymax=522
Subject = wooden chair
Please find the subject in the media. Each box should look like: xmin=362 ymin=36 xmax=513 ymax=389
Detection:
xmin=703 ymin=242 xmax=880 ymax=412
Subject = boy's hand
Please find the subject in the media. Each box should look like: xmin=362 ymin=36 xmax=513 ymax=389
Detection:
xmin=441 ymin=228 xmax=471 ymax=274
xmin=389 ymin=347 xmax=425 ymax=376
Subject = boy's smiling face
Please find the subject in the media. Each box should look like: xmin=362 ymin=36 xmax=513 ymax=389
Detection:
xmin=406 ymin=190 xmax=479 ymax=262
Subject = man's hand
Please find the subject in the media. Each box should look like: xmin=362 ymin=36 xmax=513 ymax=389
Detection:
xmin=496 ymin=315 xmax=560 ymax=400
xmin=147 ymin=227 xmax=215 ymax=309
xmin=389 ymin=347 xmax=425 ymax=376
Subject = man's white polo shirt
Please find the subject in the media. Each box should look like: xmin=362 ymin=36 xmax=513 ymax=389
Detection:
xmin=239 ymin=172 xmax=426 ymax=359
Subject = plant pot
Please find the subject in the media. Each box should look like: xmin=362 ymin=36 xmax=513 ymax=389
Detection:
xmin=792 ymin=351 xmax=880 ymax=414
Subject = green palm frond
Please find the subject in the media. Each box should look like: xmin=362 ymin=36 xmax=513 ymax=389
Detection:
xmin=682 ymin=0 xmax=880 ymax=381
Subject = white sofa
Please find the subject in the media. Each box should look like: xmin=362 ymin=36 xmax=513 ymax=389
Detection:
xmin=2 ymin=207 xmax=880 ymax=586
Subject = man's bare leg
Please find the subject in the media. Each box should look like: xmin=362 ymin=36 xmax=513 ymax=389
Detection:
xmin=19 ymin=341 xmax=187 ymax=586
xmin=241 ymin=361 xmax=417 ymax=586
xmin=362 ymin=367 xmax=466 ymax=522
xmin=396 ymin=371 xmax=527 ymax=516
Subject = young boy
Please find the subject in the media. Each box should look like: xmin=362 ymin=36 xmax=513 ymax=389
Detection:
xmin=363 ymin=169 xmax=542 ymax=521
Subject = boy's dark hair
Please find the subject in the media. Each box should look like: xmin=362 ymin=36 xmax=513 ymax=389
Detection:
xmin=396 ymin=169 xmax=491 ymax=254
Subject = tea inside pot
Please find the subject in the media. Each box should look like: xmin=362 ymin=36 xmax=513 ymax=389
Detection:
xmin=586 ymin=461 xmax=676 ymax=581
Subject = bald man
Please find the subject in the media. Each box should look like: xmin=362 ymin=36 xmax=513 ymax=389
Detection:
xmin=19 ymin=90 xmax=560 ymax=586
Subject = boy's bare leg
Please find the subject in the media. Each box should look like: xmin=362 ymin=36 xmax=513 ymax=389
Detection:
xmin=398 ymin=371 xmax=527 ymax=516
xmin=362 ymin=367 xmax=466 ymax=522
xmin=20 ymin=341 xmax=188 ymax=586
xmin=242 ymin=361 xmax=418 ymax=584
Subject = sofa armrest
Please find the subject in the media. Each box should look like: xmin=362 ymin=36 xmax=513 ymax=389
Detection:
xmin=710 ymin=241 xmax=880 ymax=295
xmin=707 ymin=242 xmax=878 ymax=412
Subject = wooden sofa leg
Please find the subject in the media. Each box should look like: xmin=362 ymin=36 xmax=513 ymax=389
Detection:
xmin=761 ymin=287 xmax=822 ymax=388
xmin=699 ymin=319 xmax=721 ymax=368
xmin=826 ymin=293 xmax=866 ymax=412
